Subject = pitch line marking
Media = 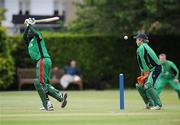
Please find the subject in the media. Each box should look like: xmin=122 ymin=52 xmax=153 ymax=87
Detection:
xmin=1 ymin=112 xmax=162 ymax=118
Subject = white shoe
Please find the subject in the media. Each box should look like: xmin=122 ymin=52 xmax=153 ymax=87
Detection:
xmin=40 ymin=101 xmax=54 ymax=111
xmin=47 ymin=106 xmax=54 ymax=111
xmin=47 ymin=101 xmax=54 ymax=111
xmin=150 ymin=106 xmax=161 ymax=110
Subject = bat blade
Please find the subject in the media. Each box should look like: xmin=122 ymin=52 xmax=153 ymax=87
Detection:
xmin=35 ymin=17 xmax=60 ymax=23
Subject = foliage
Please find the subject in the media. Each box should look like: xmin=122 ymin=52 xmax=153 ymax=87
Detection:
xmin=0 ymin=8 xmax=5 ymax=24
xmin=0 ymin=56 xmax=14 ymax=89
xmin=69 ymin=0 xmax=180 ymax=35
xmin=143 ymin=0 xmax=180 ymax=34
xmin=0 ymin=27 xmax=15 ymax=89
xmin=10 ymin=33 xmax=180 ymax=89
xmin=11 ymin=33 xmax=137 ymax=89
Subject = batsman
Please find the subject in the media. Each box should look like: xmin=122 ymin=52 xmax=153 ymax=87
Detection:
xmin=23 ymin=18 xmax=67 ymax=111
xmin=134 ymin=33 xmax=162 ymax=110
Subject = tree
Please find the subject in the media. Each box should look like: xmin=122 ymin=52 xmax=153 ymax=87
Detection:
xmin=0 ymin=8 xmax=5 ymax=25
xmin=0 ymin=9 xmax=15 ymax=89
xmin=0 ymin=27 xmax=15 ymax=89
xmin=144 ymin=0 xmax=180 ymax=34
xmin=69 ymin=0 xmax=180 ymax=35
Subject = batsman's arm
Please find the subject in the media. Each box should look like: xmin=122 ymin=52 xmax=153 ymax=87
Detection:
xmin=23 ymin=26 xmax=29 ymax=41
xmin=28 ymin=24 xmax=39 ymax=36
xmin=23 ymin=26 xmax=30 ymax=47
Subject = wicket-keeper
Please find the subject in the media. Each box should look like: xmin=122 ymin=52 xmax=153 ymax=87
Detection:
xmin=135 ymin=33 xmax=162 ymax=110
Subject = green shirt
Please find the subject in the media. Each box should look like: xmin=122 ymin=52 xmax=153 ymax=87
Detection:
xmin=23 ymin=25 xmax=50 ymax=61
xmin=136 ymin=43 xmax=160 ymax=73
xmin=28 ymin=32 xmax=50 ymax=60
xmin=161 ymin=60 xmax=179 ymax=79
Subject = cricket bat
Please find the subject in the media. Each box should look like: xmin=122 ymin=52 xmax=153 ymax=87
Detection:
xmin=35 ymin=17 xmax=60 ymax=23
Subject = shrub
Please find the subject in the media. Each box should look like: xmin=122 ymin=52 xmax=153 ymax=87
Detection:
xmin=11 ymin=33 xmax=137 ymax=89
xmin=0 ymin=27 xmax=15 ymax=89
xmin=10 ymin=33 xmax=180 ymax=89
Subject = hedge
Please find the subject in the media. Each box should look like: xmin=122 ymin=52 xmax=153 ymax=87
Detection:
xmin=10 ymin=34 xmax=137 ymax=89
xmin=0 ymin=27 xmax=15 ymax=89
xmin=9 ymin=33 xmax=180 ymax=89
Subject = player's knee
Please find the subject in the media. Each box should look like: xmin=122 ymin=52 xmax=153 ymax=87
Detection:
xmin=34 ymin=79 xmax=41 ymax=90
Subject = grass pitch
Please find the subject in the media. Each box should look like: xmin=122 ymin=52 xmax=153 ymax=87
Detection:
xmin=0 ymin=90 xmax=180 ymax=125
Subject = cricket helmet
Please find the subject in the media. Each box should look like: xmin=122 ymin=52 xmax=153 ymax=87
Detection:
xmin=133 ymin=33 xmax=149 ymax=43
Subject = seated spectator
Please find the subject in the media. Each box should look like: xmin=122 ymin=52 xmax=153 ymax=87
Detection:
xmin=60 ymin=60 xmax=83 ymax=90
xmin=51 ymin=66 xmax=65 ymax=84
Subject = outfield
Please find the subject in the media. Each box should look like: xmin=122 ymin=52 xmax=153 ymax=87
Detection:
xmin=0 ymin=90 xmax=180 ymax=125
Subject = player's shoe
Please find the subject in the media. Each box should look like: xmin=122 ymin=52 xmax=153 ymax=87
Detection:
xmin=150 ymin=106 xmax=161 ymax=110
xmin=47 ymin=101 xmax=54 ymax=111
xmin=144 ymin=105 xmax=151 ymax=109
xmin=40 ymin=101 xmax=54 ymax=111
xmin=40 ymin=106 xmax=54 ymax=111
xmin=60 ymin=92 xmax=67 ymax=108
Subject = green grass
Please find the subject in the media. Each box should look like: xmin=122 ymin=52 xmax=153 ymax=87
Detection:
xmin=0 ymin=90 xmax=180 ymax=125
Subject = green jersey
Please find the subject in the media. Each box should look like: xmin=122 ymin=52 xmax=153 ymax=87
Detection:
xmin=28 ymin=32 xmax=50 ymax=60
xmin=23 ymin=25 xmax=50 ymax=61
xmin=136 ymin=43 xmax=160 ymax=73
xmin=161 ymin=60 xmax=179 ymax=79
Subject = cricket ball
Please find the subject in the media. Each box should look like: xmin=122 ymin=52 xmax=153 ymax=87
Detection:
xmin=124 ymin=35 xmax=128 ymax=40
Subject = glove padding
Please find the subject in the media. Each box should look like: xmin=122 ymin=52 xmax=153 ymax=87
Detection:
xmin=137 ymin=71 xmax=150 ymax=86
xmin=24 ymin=18 xmax=35 ymax=26
xmin=137 ymin=76 xmax=147 ymax=86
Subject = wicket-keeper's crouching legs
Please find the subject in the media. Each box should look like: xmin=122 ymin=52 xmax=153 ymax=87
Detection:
xmin=136 ymin=84 xmax=154 ymax=108
xmin=144 ymin=66 xmax=162 ymax=109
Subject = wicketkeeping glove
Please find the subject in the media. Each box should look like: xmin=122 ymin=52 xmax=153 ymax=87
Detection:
xmin=137 ymin=76 xmax=147 ymax=86
xmin=137 ymin=71 xmax=150 ymax=86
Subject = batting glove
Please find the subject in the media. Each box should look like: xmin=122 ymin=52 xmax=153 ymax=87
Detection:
xmin=24 ymin=19 xmax=29 ymax=26
xmin=28 ymin=18 xmax=36 ymax=25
